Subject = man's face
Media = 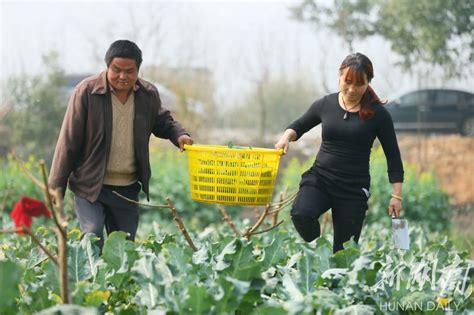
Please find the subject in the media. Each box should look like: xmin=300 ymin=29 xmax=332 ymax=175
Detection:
xmin=107 ymin=57 xmax=139 ymax=93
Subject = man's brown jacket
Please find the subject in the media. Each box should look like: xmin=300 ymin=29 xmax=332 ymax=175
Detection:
xmin=49 ymin=71 xmax=188 ymax=202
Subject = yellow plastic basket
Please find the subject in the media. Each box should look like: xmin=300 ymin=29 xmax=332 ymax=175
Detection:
xmin=184 ymin=144 xmax=283 ymax=205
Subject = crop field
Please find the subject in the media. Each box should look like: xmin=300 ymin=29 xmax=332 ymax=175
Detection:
xmin=0 ymin=139 xmax=472 ymax=314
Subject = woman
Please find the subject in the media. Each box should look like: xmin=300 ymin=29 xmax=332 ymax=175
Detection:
xmin=275 ymin=52 xmax=403 ymax=253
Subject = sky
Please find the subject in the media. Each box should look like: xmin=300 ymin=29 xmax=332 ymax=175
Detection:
xmin=1 ymin=0 xmax=472 ymax=107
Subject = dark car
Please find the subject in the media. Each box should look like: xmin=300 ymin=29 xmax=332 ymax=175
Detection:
xmin=385 ymin=89 xmax=474 ymax=136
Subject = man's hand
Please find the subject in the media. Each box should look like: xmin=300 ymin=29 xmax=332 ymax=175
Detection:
xmin=177 ymin=134 xmax=193 ymax=151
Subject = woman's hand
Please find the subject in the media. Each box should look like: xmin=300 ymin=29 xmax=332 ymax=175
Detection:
xmin=275 ymin=129 xmax=297 ymax=154
xmin=388 ymin=183 xmax=403 ymax=218
xmin=388 ymin=197 xmax=402 ymax=218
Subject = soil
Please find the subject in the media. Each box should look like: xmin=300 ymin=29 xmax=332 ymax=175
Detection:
xmin=397 ymin=135 xmax=474 ymax=206
xmin=397 ymin=135 xmax=473 ymax=239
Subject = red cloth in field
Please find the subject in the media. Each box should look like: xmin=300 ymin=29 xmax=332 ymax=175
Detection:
xmin=10 ymin=196 xmax=51 ymax=234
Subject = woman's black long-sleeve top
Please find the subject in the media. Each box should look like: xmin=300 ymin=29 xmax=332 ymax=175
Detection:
xmin=287 ymin=93 xmax=404 ymax=191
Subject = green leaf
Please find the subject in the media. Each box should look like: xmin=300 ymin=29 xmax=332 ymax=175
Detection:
xmin=166 ymin=243 xmax=192 ymax=275
xmin=67 ymin=228 xmax=82 ymax=241
xmin=143 ymin=233 xmax=176 ymax=254
xmin=182 ymin=285 xmax=213 ymax=314
xmin=37 ymin=304 xmax=99 ymax=315
xmin=261 ymin=231 xmax=289 ymax=269
xmin=84 ymin=290 xmax=111 ymax=307
xmin=0 ymin=261 xmax=22 ymax=312
xmin=298 ymin=247 xmax=316 ymax=294
xmin=223 ymin=240 xmax=262 ymax=281
xmin=40 ymin=258 xmax=60 ymax=294
xmin=69 ymin=244 xmax=92 ymax=283
xmin=314 ymin=237 xmax=332 ymax=275
xmin=26 ymin=246 xmax=48 ymax=268
xmin=238 ymin=281 xmax=266 ymax=313
xmin=281 ymin=273 xmax=304 ymax=302
xmin=68 ymin=234 xmax=101 ymax=283
xmin=102 ymin=231 xmax=137 ymax=272
xmin=214 ymin=239 xmax=237 ymax=271
xmin=428 ymin=244 xmax=450 ymax=266
xmin=192 ymin=244 xmax=209 ymax=265
xmin=399 ymin=291 xmax=435 ymax=312
xmin=71 ymin=281 xmax=99 ymax=305
xmin=320 ymin=268 xmax=349 ymax=280
xmin=347 ymin=255 xmax=372 ymax=286
xmin=252 ymin=305 xmax=288 ymax=315
xmin=331 ymin=247 xmax=361 ymax=268
xmin=212 ymin=276 xmax=251 ymax=314
xmin=19 ymin=286 xmax=55 ymax=314
xmin=131 ymin=252 xmax=173 ymax=308
xmin=104 ymin=270 xmax=132 ymax=289
xmin=136 ymin=284 xmax=159 ymax=309
xmin=311 ymin=288 xmax=347 ymax=311
xmin=343 ymin=238 xmax=359 ymax=250
xmin=333 ymin=304 xmax=375 ymax=314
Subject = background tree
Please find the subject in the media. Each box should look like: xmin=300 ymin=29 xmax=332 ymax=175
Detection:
xmin=144 ymin=64 xmax=217 ymax=136
xmin=291 ymin=0 xmax=373 ymax=51
xmin=226 ymin=77 xmax=319 ymax=144
xmin=291 ymin=0 xmax=474 ymax=78
xmin=82 ymin=2 xmax=169 ymax=70
xmin=2 ymin=51 xmax=67 ymax=160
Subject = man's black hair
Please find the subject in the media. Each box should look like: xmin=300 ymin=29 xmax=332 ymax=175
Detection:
xmin=104 ymin=40 xmax=142 ymax=69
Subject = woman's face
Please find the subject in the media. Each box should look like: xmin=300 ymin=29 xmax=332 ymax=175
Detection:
xmin=339 ymin=67 xmax=369 ymax=104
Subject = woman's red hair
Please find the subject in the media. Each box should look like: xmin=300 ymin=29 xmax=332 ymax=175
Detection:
xmin=339 ymin=53 xmax=386 ymax=120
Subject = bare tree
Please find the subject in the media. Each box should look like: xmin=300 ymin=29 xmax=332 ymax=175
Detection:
xmin=79 ymin=2 xmax=169 ymax=70
xmin=241 ymin=28 xmax=276 ymax=145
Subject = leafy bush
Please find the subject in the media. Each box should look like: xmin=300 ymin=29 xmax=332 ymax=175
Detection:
xmin=3 ymin=52 xmax=67 ymax=160
xmin=275 ymin=156 xmax=313 ymax=196
xmin=0 ymin=155 xmax=45 ymax=228
xmin=367 ymin=147 xmax=450 ymax=231
xmin=1 ymin=222 xmax=472 ymax=314
xmin=0 ymin=147 xmax=470 ymax=314
xmin=0 ymin=155 xmax=75 ymax=229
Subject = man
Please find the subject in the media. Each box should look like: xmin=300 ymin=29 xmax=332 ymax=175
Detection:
xmin=49 ymin=40 xmax=193 ymax=248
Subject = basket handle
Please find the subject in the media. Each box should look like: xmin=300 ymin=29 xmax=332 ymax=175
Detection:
xmin=184 ymin=143 xmax=284 ymax=154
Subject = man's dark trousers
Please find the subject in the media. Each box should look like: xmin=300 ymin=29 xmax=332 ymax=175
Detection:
xmin=74 ymin=181 xmax=141 ymax=249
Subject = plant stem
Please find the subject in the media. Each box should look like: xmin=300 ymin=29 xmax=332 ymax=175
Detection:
xmin=39 ymin=161 xmax=69 ymax=303
xmin=112 ymin=191 xmax=170 ymax=208
xmin=12 ymin=151 xmax=46 ymax=191
xmin=166 ymin=198 xmax=197 ymax=252
xmin=0 ymin=189 xmax=11 ymax=223
xmin=321 ymin=212 xmax=331 ymax=235
xmin=268 ymin=192 xmax=297 ymax=213
xmin=39 ymin=161 xmax=64 ymax=234
xmin=22 ymin=226 xmax=59 ymax=266
xmin=218 ymin=205 xmax=241 ymax=237
xmin=247 ymin=220 xmax=284 ymax=236
xmin=247 ymin=204 xmax=270 ymax=235
xmin=113 ymin=192 xmax=197 ymax=251
xmin=272 ymin=191 xmax=284 ymax=226
xmin=56 ymin=226 xmax=69 ymax=303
